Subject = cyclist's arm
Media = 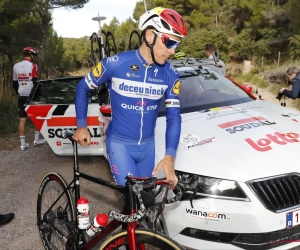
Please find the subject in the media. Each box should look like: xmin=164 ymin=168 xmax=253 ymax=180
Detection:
xmin=32 ymin=63 xmax=38 ymax=85
xmin=164 ymin=74 xmax=181 ymax=159
xmin=75 ymin=60 xmax=114 ymax=127
xmin=12 ymin=66 xmax=19 ymax=95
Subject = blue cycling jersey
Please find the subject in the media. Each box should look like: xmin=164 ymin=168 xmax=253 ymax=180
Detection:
xmin=75 ymin=49 xmax=181 ymax=158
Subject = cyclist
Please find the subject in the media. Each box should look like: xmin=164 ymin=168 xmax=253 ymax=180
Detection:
xmin=73 ymin=7 xmax=187 ymax=187
xmin=13 ymin=47 xmax=46 ymax=150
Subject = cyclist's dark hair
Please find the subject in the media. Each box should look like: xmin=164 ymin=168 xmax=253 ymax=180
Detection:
xmin=205 ymin=44 xmax=216 ymax=52
xmin=286 ymin=67 xmax=300 ymax=76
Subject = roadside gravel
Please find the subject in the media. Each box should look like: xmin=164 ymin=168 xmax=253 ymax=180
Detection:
xmin=0 ymin=141 xmax=121 ymax=250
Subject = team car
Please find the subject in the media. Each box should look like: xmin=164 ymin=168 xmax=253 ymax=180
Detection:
xmin=26 ymin=58 xmax=300 ymax=250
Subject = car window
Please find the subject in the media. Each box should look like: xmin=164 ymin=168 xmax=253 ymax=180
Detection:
xmin=28 ymin=77 xmax=101 ymax=105
xmin=158 ymin=68 xmax=254 ymax=116
xmin=46 ymin=80 xmax=77 ymax=104
xmin=98 ymin=83 xmax=110 ymax=105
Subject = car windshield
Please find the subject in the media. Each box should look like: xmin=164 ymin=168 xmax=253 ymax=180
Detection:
xmin=159 ymin=68 xmax=254 ymax=116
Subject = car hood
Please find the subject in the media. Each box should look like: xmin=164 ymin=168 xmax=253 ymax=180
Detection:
xmin=155 ymin=100 xmax=300 ymax=182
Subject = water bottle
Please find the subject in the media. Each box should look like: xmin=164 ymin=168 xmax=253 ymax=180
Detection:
xmin=86 ymin=213 xmax=109 ymax=236
xmin=77 ymin=196 xmax=90 ymax=229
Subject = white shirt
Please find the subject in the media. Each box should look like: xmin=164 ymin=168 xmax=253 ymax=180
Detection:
xmin=13 ymin=59 xmax=38 ymax=96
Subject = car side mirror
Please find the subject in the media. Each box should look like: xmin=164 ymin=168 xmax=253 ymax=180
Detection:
xmin=241 ymin=85 xmax=253 ymax=93
xmin=99 ymin=104 xmax=111 ymax=117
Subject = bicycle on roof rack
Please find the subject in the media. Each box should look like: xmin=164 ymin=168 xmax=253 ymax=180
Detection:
xmin=36 ymin=129 xmax=186 ymax=250
xmin=90 ymin=15 xmax=117 ymax=65
xmin=129 ymin=30 xmax=142 ymax=51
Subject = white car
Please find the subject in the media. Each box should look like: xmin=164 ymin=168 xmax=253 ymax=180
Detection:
xmin=26 ymin=60 xmax=300 ymax=250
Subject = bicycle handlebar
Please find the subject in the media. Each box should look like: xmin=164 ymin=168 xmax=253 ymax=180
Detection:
xmin=108 ymin=177 xmax=172 ymax=223
xmin=166 ymin=175 xmax=199 ymax=208
xmin=61 ymin=129 xmax=174 ymax=222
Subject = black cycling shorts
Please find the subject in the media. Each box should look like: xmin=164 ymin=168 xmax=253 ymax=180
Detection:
xmin=18 ymin=96 xmax=28 ymax=118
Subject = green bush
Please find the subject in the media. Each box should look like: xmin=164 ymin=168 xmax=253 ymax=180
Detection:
xmin=0 ymin=84 xmax=19 ymax=135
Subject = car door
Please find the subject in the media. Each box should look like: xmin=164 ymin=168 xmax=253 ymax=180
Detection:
xmin=25 ymin=77 xmax=107 ymax=156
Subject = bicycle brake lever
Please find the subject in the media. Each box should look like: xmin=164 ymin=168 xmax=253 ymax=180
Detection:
xmin=167 ymin=175 xmax=199 ymax=206
xmin=152 ymin=185 xmax=169 ymax=231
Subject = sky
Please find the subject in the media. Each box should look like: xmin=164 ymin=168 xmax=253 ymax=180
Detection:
xmin=52 ymin=0 xmax=141 ymax=38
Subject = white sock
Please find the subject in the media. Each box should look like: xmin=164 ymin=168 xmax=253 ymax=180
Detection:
xmin=20 ymin=136 xmax=26 ymax=146
xmin=35 ymin=131 xmax=40 ymax=141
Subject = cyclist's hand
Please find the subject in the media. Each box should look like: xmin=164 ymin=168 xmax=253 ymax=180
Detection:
xmin=152 ymin=155 xmax=178 ymax=190
xmin=72 ymin=127 xmax=91 ymax=146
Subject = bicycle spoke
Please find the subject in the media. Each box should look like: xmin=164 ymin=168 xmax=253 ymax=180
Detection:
xmin=129 ymin=30 xmax=142 ymax=50
xmin=37 ymin=173 xmax=76 ymax=250
xmin=90 ymin=32 xmax=101 ymax=64
xmin=106 ymin=31 xmax=117 ymax=57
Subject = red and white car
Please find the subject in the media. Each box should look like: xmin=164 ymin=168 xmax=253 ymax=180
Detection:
xmin=26 ymin=61 xmax=300 ymax=250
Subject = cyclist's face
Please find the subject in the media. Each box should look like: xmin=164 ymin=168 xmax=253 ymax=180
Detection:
xmin=151 ymin=31 xmax=180 ymax=64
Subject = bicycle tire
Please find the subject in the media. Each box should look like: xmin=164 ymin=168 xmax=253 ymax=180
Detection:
xmin=129 ymin=30 xmax=142 ymax=50
xmin=99 ymin=228 xmax=185 ymax=250
xmin=90 ymin=32 xmax=100 ymax=65
xmin=37 ymin=172 xmax=76 ymax=250
xmin=105 ymin=31 xmax=117 ymax=56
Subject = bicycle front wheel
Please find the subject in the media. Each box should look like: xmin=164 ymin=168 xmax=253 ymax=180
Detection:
xmin=37 ymin=172 xmax=76 ymax=250
xmin=99 ymin=228 xmax=185 ymax=250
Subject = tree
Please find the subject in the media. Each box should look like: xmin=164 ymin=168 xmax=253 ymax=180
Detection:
xmin=133 ymin=0 xmax=155 ymax=21
xmin=31 ymin=0 xmax=90 ymax=78
xmin=179 ymin=29 xmax=230 ymax=61
xmin=43 ymin=28 xmax=65 ymax=78
xmin=288 ymin=35 xmax=300 ymax=60
xmin=0 ymin=0 xmax=38 ymax=65
xmin=289 ymin=0 xmax=300 ymax=34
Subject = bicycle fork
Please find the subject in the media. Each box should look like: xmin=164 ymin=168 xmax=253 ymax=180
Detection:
xmin=127 ymin=222 xmax=145 ymax=250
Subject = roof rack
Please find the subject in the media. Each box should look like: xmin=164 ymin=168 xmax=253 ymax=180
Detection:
xmin=168 ymin=58 xmax=223 ymax=69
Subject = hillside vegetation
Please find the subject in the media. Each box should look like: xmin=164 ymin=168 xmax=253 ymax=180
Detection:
xmin=1 ymin=0 xmax=300 ymax=135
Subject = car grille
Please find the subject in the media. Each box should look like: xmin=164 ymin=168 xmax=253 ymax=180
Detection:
xmin=180 ymin=225 xmax=300 ymax=250
xmin=232 ymin=225 xmax=300 ymax=250
xmin=247 ymin=173 xmax=300 ymax=212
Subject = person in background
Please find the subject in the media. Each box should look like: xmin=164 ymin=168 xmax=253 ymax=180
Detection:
xmin=13 ymin=47 xmax=46 ymax=150
xmin=279 ymin=67 xmax=300 ymax=99
xmin=204 ymin=43 xmax=226 ymax=75
xmin=0 ymin=213 xmax=14 ymax=227
xmin=73 ymin=7 xmax=187 ymax=188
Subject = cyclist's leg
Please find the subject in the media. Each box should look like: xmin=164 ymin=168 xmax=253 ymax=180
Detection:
xmin=135 ymin=139 xmax=155 ymax=178
xmin=18 ymin=96 xmax=29 ymax=149
xmin=106 ymin=136 xmax=139 ymax=186
xmin=18 ymin=96 xmax=27 ymax=136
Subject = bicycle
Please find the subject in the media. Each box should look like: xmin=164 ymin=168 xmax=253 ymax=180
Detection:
xmin=90 ymin=31 xmax=117 ymax=65
xmin=129 ymin=30 xmax=142 ymax=51
xmin=36 ymin=129 xmax=186 ymax=250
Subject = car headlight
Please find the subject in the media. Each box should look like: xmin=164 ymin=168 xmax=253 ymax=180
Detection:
xmin=175 ymin=170 xmax=250 ymax=201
